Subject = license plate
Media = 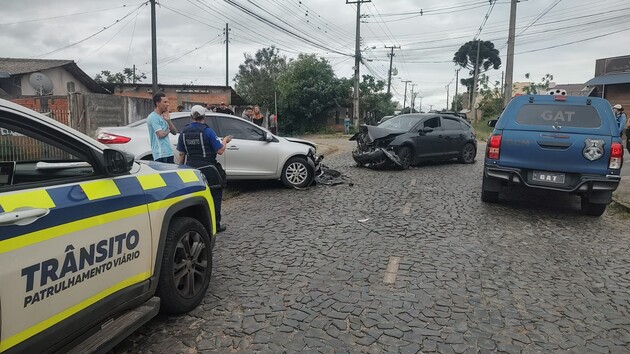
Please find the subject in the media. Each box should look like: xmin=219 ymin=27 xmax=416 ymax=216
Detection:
xmin=532 ymin=170 xmax=565 ymax=184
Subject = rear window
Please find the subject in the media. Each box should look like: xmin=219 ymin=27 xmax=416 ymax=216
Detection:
xmin=515 ymin=104 xmax=601 ymax=128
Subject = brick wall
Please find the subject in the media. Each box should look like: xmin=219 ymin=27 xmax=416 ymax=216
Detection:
xmin=605 ymin=84 xmax=630 ymax=109
xmin=11 ymin=96 xmax=70 ymax=126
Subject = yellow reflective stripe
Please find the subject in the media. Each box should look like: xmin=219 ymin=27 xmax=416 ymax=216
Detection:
xmin=0 ymin=272 xmax=151 ymax=352
xmin=0 ymin=191 xmax=212 ymax=255
xmin=176 ymin=170 xmax=200 ymax=183
xmin=0 ymin=190 xmax=55 ymax=212
xmin=0 ymin=205 xmax=147 ymax=255
xmin=80 ymin=179 xmax=121 ymax=200
xmin=137 ymin=174 xmax=167 ymax=190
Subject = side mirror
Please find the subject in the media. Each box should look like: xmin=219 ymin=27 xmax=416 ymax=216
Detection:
xmin=422 ymin=127 xmax=434 ymax=133
xmin=104 ymin=149 xmax=133 ymax=175
xmin=487 ymin=119 xmax=498 ymax=128
xmin=264 ymin=131 xmax=274 ymax=142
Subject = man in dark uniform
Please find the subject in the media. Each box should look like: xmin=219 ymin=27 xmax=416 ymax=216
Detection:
xmin=176 ymin=105 xmax=232 ymax=232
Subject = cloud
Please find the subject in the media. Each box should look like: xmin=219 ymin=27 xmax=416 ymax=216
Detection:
xmin=1 ymin=0 xmax=628 ymax=110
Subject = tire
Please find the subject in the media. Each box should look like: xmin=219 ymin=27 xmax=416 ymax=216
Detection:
xmin=157 ymin=217 xmax=212 ymax=314
xmin=458 ymin=143 xmax=476 ymax=164
xmin=396 ymin=146 xmax=412 ymax=170
xmin=581 ymin=197 xmax=607 ymax=216
xmin=481 ymin=175 xmax=499 ymax=203
xmin=281 ymin=157 xmax=313 ymax=188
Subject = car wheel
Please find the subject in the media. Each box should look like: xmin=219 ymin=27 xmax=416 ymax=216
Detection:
xmin=157 ymin=217 xmax=212 ymax=314
xmin=396 ymin=146 xmax=412 ymax=169
xmin=458 ymin=143 xmax=476 ymax=164
xmin=481 ymin=176 xmax=499 ymax=203
xmin=281 ymin=157 xmax=313 ymax=188
xmin=581 ymin=197 xmax=607 ymax=216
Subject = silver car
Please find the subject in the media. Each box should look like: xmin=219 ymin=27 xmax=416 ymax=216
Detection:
xmin=95 ymin=112 xmax=321 ymax=188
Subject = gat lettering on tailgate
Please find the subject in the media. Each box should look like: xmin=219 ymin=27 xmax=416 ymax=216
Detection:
xmin=20 ymin=230 xmax=141 ymax=307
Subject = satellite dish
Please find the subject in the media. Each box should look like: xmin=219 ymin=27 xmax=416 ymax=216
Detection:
xmin=29 ymin=72 xmax=54 ymax=95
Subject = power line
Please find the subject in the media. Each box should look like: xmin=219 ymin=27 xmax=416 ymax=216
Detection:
xmin=0 ymin=3 xmax=145 ymax=26
xmin=33 ymin=2 xmax=148 ymax=58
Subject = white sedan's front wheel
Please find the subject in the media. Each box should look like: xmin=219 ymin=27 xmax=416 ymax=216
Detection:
xmin=281 ymin=157 xmax=313 ymax=188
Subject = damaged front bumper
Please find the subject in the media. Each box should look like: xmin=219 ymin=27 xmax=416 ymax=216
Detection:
xmin=352 ymin=147 xmax=402 ymax=168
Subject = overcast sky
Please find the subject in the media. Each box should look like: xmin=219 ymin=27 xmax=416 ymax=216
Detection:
xmin=2 ymin=0 xmax=629 ymax=111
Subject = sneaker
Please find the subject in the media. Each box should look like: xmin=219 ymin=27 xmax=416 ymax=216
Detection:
xmin=216 ymin=225 xmax=227 ymax=233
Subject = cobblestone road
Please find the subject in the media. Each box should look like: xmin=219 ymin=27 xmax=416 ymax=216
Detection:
xmin=114 ymin=138 xmax=630 ymax=354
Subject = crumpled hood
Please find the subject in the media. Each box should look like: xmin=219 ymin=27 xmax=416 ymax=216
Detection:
xmin=349 ymin=125 xmax=406 ymax=141
xmin=284 ymin=137 xmax=316 ymax=148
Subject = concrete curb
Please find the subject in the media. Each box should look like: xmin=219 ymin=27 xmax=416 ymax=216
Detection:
xmin=612 ymin=176 xmax=630 ymax=212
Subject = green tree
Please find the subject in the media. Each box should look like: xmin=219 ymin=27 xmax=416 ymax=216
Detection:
xmin=94 ymin=67 xmax=146 ymax=84
xmin=477 ymin=74 xmax=503 ymax=120
xmin=522 ymin=73 xmax=554 ymax=95
xmin=277 ymin=54 xmax=346 ymax=134
xmin=453 ymin=40 xmax=501 ymax=105
xmin=451 ymin=93 xmax=464 ymax=112
xmin=359 ymin=75 xmax=396 ymax=125
xmin=234 ymin=46 xmax=287 ymax=107
xmin=399 ymin=107 xmax=419 ymax=114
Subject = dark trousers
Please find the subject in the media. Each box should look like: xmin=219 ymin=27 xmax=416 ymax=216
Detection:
xmin=155 ymin=156 xmax=174 ymax=163
xmin=210 ymin=187 xmax=222 ymax=227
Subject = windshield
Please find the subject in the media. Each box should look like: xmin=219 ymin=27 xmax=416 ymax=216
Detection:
xmin=378 ymin=116 xmax=421 ymax=131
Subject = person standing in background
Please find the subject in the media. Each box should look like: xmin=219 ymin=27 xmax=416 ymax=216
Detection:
xmin=241 ymin=106 xmax=253 ymax=122
xmin=344 ymin=113 xmax=351 ymax=134
xmin=147 ymin=93 xmax=177 ymax=163
xmin=268 ymin=113 xmax=277 ymax=134
xmin=252 ymin=105 xmax=264 ymax=127
xmin=613 ymin=104 xmax=626 ymax=137
xmin=215 ymin=101 xmax=234 ymax=115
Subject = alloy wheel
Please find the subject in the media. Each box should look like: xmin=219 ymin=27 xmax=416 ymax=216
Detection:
xmin=173 ymin=231 xmax=208 ymax=299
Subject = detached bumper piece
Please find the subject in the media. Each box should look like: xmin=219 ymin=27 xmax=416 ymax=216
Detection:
xmin=352 ymin=148 xmax=402 ymax=169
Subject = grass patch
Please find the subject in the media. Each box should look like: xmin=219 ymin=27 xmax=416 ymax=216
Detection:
xmin=472 ymin=119 xmax=494 ymax=142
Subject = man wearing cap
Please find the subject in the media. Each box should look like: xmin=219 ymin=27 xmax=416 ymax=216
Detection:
xmin=613 ymin=104 xmax=627 ymax=138
xmin=215 ymin=101 xmax=234 ymax=115
xmin=176 ymin=105 xmax=233 ymax=232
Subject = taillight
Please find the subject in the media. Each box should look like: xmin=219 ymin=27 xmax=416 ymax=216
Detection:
xmin=486 ymin=134 xmax=502 ymax=160
xmin=609 ymin=142 xmax=623 ymax=169
xmin=96 ymin=132 xmax=131 ymax=144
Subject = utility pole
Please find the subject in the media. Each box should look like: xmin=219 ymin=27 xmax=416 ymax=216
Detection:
xmin=503 ymin=0 xmax=517 ymax=105
xmin=501 ymin=70 xmax=505 ymax=99
xmin=150 ymin=0 xmax=158 ymax=94
xmin=224 ymin=23 xmax=230 ymax=87
xmin=401 ymin=80 xmax=411 ymax=111
xmin=347 ymin=0 xmax=371 ymax=127
xmin=410 ymin=84 xmax=417 ymax=112
xmin=471 ymin=39 xmax=481 ymax=122
xmin=132 ymin=64 xmax=137 ymax=84
xmin=385 ymin=45 xmax=400 ymax=95
xmin=454 ymin=68 xmax=460 ymax=111
xmin=446 ymin=84 xmax=450 ymax=111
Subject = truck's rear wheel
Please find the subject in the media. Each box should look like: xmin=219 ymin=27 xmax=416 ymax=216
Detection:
xmin=581 ymin=197 xmax=607 ymax=217
xmin=157 ymin=217 xmax=212 ymax=314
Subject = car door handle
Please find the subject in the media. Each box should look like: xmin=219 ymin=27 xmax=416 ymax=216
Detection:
xmin=0 ymin=207 xmax=50 ymax=226
xmin=227 ymin=145 xmax=239 ymax=150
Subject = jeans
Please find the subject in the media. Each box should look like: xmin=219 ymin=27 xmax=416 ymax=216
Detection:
xmin=155 ymin=156 xmax=174 ymax=163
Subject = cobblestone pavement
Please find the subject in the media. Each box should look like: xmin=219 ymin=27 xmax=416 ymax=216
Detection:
xmin=114 ymin=138 xmax=630 ymax=354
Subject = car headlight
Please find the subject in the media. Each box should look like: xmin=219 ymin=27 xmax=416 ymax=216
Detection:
xmin=309 ymin=147 xmax=316 ymax=156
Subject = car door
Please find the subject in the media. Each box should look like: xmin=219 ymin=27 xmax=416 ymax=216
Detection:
xmin=0 ymin=109 xmax=152 ymax=353
xmin=441 ymin=116 xmax=466 ymax=156
xmin=213 ymin=116 xmax=278 ymax=177
xmin=412 ymin=116 xmax=444 ymax=160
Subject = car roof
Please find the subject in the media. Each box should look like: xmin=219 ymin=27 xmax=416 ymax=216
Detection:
xmin=129 ymin=111 xmax=242 ymax=127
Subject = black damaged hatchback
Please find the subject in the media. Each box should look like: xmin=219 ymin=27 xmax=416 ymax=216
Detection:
xmin=350 ymin=113 xmax=477 ymax=169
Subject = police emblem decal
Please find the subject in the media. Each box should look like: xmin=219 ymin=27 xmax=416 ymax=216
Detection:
xmin=583 ymin=138 xmax=604 ymax=161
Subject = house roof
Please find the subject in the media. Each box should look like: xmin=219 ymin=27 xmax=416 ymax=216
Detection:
xmin=0 ymin=58 xmax=109 ymax=94
xmin=585 ymin=73 xmax=630 ymax=86
xmin=108 ymin=83 xmax=246 ymax=105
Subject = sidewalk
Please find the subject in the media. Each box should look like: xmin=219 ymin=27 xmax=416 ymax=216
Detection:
xmin=613 ymin=176 xmax=630 ymax=211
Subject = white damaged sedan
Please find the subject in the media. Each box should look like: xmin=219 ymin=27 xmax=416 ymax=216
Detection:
xmin=96 ymin=112 xmax=322 ymax=188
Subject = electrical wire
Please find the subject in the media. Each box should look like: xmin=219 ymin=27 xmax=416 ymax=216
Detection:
xmin=33 ymin=2 xmax=148 ymax=58
xmin=0 ymin=3 xmax=146 ymax=26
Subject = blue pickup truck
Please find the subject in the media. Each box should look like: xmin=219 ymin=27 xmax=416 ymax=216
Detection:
xmin=481 ymin=92 xmax=624 ymax=216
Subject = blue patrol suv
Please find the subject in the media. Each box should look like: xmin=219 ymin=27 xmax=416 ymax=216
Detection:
xmin=481 ymin=91 xmax=624 ymax=216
